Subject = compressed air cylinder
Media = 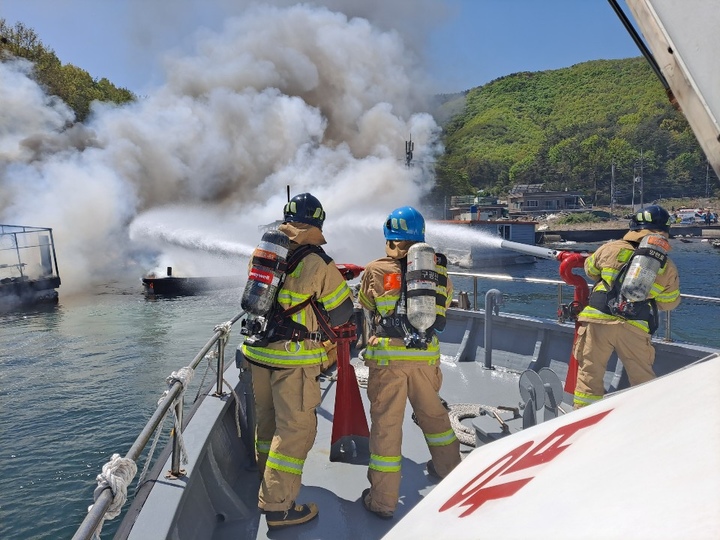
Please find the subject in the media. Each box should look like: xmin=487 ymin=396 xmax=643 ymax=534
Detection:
xmin=620 ymin=233 xmax=670 ymax=302
xmin=241 ymin=229 xmax=290 ymax=316
xmin=405 ymin=242 xmax=439 ymax=332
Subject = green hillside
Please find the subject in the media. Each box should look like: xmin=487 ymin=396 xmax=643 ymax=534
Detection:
xmin=0 ymin=19 xmax=135 ymax=122
xmin=432 ymin=58 xmax=711 ymax=206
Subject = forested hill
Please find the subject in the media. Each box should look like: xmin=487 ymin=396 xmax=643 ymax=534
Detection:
xmin=432 ymin=57 xmax=712 ymax=206
xmin=0 ymin=19 xmax=134 ymax=122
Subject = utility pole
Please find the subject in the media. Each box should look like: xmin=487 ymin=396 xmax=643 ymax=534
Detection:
xmin=706 ymin=161 xmax=710 ymax=198
xmin=610 ymin=159 xmax=616 ymax=213
xmin=639 ymin=149 xmax=644 ymax=209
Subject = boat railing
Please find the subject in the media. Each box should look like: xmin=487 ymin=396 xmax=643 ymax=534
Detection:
xmin=449 ymin=271 xmax=720 ymax=342
xmin=0 ymin=224 xmax=60 ymax=281
xmin=72 ymin=311 xmax=246 ymax=540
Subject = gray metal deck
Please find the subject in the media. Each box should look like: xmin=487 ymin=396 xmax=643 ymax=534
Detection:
xmin=117 ymin=307 xmax=718 ymax=540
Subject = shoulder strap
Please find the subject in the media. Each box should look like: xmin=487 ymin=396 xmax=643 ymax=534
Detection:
xmin=286 ymin=244 xmax=332 ymax=274
xmin=270 ymin=244 xmax=339 ymax=342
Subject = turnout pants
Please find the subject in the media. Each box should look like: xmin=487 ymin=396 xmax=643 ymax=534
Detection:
xmin=366 ymin=363 xmax=461 ymax=513
xmin=250 ymin=362 xmax=321 ymax=512
xmin=573 ymin=321 xmax=655 ymax=408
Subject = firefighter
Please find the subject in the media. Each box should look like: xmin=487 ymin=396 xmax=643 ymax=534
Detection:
xmin=573 ymin=204 xmax=681 ymax=408
xmin=358 ymin=206 xmax=461 ymax=519
xmin=239 ymin=193 xmax=355 ymax=529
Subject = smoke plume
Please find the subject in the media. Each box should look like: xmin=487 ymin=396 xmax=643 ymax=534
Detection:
xmin=0 ymin=3 xmax=445 ymax=293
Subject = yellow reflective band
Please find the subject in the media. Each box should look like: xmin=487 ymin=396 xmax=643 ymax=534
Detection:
xmin=425 ymin=428 xmax=458 ymax=447
xmin=256 ymin=439 xmax=271 ymax=454
xmin=600 ymin=268 xmax=619 ymax=283
xmin=358 ymin=289 xmax=375 ymax=311
xmin=573 ymin=391 xmax=602 ymax=408
xmin=267 ymin=450 xmax=304 ymax=475
xmin=241 ymin=343 xmax=326 ymax=366
xmin=369 ymin=453 xmax=402 ymax=473
xmin=365 ymin=339 xmax=440 ymax=364
xmin=320 ymin=281 xmax=352 ymax=310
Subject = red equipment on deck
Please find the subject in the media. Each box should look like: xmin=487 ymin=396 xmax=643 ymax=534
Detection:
xmin=557 ymin=251 xmax=590 ymax=394
xmin=329 ymin=321 xmax=370 ymax=462
xmin=329 ymin=264 xmax=370 ymax=462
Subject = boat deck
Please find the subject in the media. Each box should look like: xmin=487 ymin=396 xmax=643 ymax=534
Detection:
xmin=124 ymin=353 xmax=535 ymax=540
xmin=117 ymin=308 xmax=718 ymax=540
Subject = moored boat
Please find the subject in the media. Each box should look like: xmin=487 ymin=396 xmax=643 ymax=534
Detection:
xmin=141 ymin=267 xmax=241 ymax=296
xmin=0 ymin=224 xmax=61 ymax=311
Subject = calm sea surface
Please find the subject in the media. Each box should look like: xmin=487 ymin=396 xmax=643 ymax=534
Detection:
xmin=1 ymin=240 xmax=718 ymax=539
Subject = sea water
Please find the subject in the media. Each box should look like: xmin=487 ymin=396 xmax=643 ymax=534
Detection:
xmin=1 ymin=240 xmax=718 ymax=539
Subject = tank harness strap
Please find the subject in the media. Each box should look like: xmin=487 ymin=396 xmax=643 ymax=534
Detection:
xmin=267 ymin=244 xmax=338 ymax=344
xmin=376 ymin=257 xmax=409 ymax=338
xmin=634 ymin=245 xmax=668 ymax=266
xmin=587 ymin=244 xmax=659 ymax=333
xmin=376 ymin=255 xmax=437 ymax=348
xmin=434 ymin=252 xmax=448 ymax=333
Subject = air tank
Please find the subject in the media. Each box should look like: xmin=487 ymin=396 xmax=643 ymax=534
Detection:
xmin=241 ymin=229 xmax=290 ymax=317
xmin=405 ymin=242 xmax=438 ymax=333
xmin=620 ymin=233 xmax=670 ymax=302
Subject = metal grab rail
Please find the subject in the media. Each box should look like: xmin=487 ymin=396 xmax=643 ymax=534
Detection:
xmin=72 ymin=311 xmax=246 ymax=540
xmin=449 ymin=271 xmax=720 ymax=342
xmin=449 ymin=271 xmax=568 ymax=312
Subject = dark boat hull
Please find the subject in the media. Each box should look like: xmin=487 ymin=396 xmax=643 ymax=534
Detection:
xmin=142 ymin=276 xmax=241 ymax=296
xmin=0 ymin=277 xmax=61 ymax=311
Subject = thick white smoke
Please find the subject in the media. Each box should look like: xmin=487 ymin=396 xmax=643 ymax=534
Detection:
xmin=0 ymin=4 xmax=444 ymax=293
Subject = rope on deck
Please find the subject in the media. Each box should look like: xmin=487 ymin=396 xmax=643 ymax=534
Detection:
xmin=447 ymin=403 xmax=510 ymax=447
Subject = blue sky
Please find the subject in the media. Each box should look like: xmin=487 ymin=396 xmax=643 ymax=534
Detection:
xmin=2 ymin=0 xmax=641 ymax=95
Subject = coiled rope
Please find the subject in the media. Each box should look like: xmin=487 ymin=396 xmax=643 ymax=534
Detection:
xmin=88 ymin=454 xmax=137 ymax=539
xmin=446 ymin=403 xmax=510 ymax=447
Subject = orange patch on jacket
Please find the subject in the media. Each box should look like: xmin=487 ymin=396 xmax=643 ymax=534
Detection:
xmin=384 ymin=273 xmax=401 ymax=290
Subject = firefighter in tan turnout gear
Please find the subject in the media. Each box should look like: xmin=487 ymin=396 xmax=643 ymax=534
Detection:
xmin=573 ymin=204 xmax=681 ymax=408
xmin=239 ymin=193 xmax=354 ymax=530
xmin=358 ymin=206 xmax=461 ymax=519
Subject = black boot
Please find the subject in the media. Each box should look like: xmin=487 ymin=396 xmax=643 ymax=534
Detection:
xmin=426 ymin=460 xmax=442 ymax=481
xmin=361 ymin=488 xmax=393 ymax=519
xmin=265 ymin=502 xmax=319 ymax=529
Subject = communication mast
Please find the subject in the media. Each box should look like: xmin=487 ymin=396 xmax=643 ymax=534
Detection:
xmin=405 ymin=135 xmax=414 ymax=168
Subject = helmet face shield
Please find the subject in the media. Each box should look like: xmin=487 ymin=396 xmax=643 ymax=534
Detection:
xmin=283 ymin=193 xmax=325 ymax=230
xmin=383 ymin=206 xmax=425 ymax=242
xmin=629 ymin=204 xmax=671 ymax=233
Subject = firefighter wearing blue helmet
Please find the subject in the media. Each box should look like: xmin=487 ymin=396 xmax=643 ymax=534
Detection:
xmin=239 ymin=192 xmax=354 ymax=530
xmin=573 ymin=204 xmax=681 ymax=408
xmin=357 ymin=206 xmax=461 ymax=519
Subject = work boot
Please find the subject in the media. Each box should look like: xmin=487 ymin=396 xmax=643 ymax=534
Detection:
xmin=361 ymin=488 xmax=394 ymax=519
xmin=426 ymin=460 xmax=442 ymax=481
xmin=265 ymin=502 xmax=319 ymax=529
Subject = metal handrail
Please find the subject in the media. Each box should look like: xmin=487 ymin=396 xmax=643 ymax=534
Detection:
xmin=72 ymin=311 xmax=246 ymax=540
xmin=449 ymin=271 xmax=720 ymax=342
xmin=450 ymin=271 xmax=567 ymax=311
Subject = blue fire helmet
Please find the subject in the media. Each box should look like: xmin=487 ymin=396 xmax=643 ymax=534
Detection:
xmin=629 ymin=204 xmax=671 ymax=233
xmin=384 ymin=206 xmax=425 ymax=242
xmin=283 ymin=193 xmax=325 ymax=230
